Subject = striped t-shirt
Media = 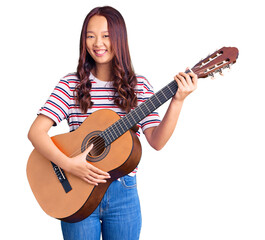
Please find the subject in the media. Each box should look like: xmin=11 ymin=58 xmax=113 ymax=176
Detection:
xmin=39 ymin=73 xmax=161 ymax=176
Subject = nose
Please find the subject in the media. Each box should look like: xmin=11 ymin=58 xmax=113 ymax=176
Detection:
xmin=94 ymin=36 xmax=103 ymax=47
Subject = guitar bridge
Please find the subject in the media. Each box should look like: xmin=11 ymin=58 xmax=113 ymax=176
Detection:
xmin=51 ymin=162 xmax=72 ymax=193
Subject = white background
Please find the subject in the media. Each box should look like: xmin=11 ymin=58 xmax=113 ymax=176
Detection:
xmin=1 ymin=0 xmax=265 ymax=239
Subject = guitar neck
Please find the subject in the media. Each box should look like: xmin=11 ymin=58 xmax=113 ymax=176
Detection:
xmin=100 ymin=80 xmax=178 ymax=146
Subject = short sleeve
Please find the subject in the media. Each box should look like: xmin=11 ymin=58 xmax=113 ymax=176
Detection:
xmin=38 ymin=78 xmax=71 ymax=125
xmin=136 ymin=76 xmax=161 ymax=133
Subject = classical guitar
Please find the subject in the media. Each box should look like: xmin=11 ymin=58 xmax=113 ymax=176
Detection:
xmin=27 ymin=47 xmax=239 ymax=223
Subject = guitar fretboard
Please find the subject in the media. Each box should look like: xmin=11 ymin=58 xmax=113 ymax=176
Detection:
xmin=99 ymin=80 xmax=178 ymax=146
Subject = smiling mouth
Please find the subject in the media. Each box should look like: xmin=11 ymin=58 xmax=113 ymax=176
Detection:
xmin=94 ymin=49 xmax=107 ymax=56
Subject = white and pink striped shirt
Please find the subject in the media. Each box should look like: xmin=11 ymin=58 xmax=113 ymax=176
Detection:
xmin=39 ymin=73 xmax=161 ymax=176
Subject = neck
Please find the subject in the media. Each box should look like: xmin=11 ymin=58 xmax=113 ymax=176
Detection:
xmin=92 ymin=63 xmax=113 ymax=82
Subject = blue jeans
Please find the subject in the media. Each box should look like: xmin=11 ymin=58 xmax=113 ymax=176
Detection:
xmin=61 ymin=175 xmax=142 ymax=240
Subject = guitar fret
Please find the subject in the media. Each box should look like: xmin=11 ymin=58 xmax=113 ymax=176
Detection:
xmin=157 ymin=91 xmax=167 ymax=102
xmin=121 ymin=118 xmax=127 ymax=131
xmin=136 ymin=108 xmax=145 ymax=119
xmin=100 ymin=131 xmax=109 ymax=146
xmin=127 ymin=113 xmax=136 ymax=127
xmin=138 ymin=107 xmax=145 ymax=116
xmin=112 ymin=125 xmax=119 ymax=138
xmin=143 ymin=102 xmax=152 ymax=113
xmin=167 ymin=85 xmax=175 ymax=95
xmin=146 ymin=100 xmax=156 ymax=112
xmin=115 ymin=123 xmax=122 ymax=135
xmin=133 ymin=109 xmax=141 ymax=121
xmin=107 ymin=127 xmax=115 ymax=141
xmin=153 ymin=95 xmax=162 ymax=108
xmin=117 ymin=120 xmax=125 ymax=133
xmin=123 ymin=115 xmax=131 ymax=129
xmin=141 ymin=103 xmax=151 ymax=114
xmin=150 ymin=99 xmax=156 ymax=109
xmin=155 ymin=95 xmax=162 ymax=105
xmin=160 ymin=90 xmax=168 ymax=100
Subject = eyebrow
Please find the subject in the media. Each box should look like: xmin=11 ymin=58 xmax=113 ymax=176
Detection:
xmin=86 ymin=30 xmax=109 ymax=33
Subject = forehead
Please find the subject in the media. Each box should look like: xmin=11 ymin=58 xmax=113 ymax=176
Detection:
xmin=86 ymin=15 xmax=108 ymax=32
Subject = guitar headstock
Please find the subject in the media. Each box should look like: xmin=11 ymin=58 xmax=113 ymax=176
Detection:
xmin=191 ymin=47 xmax=239 ymax=78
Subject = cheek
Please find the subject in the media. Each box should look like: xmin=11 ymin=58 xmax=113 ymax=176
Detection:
xmin=105 ymin=39 xmax=112 ymax=50
xmin=86 ymin=39 xmax=92 ymax=49
xmin=107 ymin=42 xmax=114 ymax=55
xmin=85 ymin=42 xmax=93 ymax=55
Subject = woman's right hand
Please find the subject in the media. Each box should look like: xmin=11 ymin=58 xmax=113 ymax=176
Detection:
xmin=66 ymin=144 xmax=111 ymax=185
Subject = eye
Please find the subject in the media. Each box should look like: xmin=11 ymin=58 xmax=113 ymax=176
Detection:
xmin=103 ymin=35 xmax=110 ymax=38
xmin=86 ymin=35 xmax=94 ymax=39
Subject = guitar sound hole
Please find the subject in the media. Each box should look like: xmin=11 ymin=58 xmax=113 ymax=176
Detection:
xmin=88 ymin=136 xmax=105 ymax=157
xmin=81 ymin=131 xmax=111 ymax=162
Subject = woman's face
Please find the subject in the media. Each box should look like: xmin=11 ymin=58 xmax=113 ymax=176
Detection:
xmin=86 ymin=15 xmax=114 ymax=66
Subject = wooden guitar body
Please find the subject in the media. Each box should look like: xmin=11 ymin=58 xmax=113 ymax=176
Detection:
xmin=26 ymin=109 xmax=142 ymax=223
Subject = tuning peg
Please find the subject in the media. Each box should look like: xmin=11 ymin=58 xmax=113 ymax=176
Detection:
xmin=208 ymin=72 xmax=215 ymax=80
xmin=219 ymin=69 xmax=224 ymax=76
xmin=223 ymin=63 xmax=232 ymax=72
xmin=224 ymin=63 xmax=231 ymax=69
xmin=215 ymin=68 xmax=223 ymax=75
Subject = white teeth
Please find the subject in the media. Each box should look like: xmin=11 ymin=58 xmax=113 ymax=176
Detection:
xmin=95 ymin=50 xmax=106 ymax=54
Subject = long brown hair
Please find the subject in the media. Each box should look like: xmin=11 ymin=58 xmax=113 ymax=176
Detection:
xmin=76 ymin=6 xmax=137 ymax=113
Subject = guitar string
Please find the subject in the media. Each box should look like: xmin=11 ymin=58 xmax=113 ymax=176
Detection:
xmin=67 ymin=134 xmax=105 ymax=158
xmin=65 ymin=86 xmax=174 ymax=159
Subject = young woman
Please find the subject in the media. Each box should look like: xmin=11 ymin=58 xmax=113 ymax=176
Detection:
xmin=28 ymin=6 xmax=197 ymax=240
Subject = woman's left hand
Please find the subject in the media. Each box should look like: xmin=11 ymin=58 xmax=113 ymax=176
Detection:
xmin=173 ymin=68 xmax=198 ymax=102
